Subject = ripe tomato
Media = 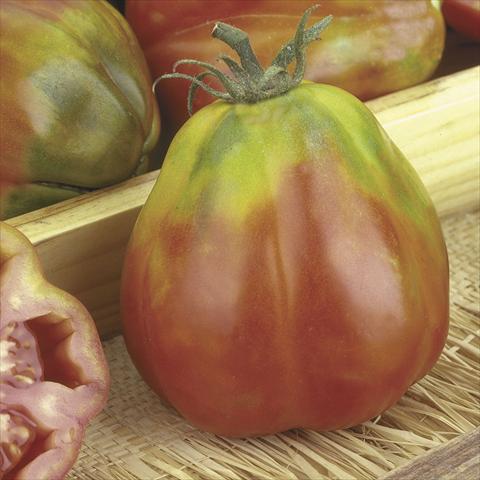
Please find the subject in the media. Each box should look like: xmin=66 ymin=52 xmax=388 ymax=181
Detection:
xmin=0 ymin=0 xmax=160 ymax=219
xmin=121 ymin=10 xmax=449 ymax=436
xmin=442 ymin=0 xmax=480 ymax=39
xmin=0 ymin=222 xmax=109 ymax=479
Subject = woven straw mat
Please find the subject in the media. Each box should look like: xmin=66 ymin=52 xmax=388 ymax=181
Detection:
xmin=68 ymin=210 xmax=480 ymax=480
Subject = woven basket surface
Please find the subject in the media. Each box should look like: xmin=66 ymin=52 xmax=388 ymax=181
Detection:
xmin=68 ymin=210 xmax=480 ymax=480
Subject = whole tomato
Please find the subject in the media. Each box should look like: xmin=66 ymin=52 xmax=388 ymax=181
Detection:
xmin=442 ymin=0 xmax=480 ymax=39
xmin=0 ymin=0 xmax=160 ymax=219
xmin=0 ymin=222 xmax=110 ymax=479
xmin=126 ymin=0 xmax=445 ymax=139
xmin=121 ymin=11 xmax=449 ymax=437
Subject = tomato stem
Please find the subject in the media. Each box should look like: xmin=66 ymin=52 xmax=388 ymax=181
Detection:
xmin=153 ymin=6 xmax=332 ymax=115
xmin=212 ymin=22 xmax=264 ymax=82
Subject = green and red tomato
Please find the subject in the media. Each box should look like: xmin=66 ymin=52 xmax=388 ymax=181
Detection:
xmin=0 ymin=0 xmax=160 ymax=219
xmin=121 ymin=11 xmax=449 ymax=437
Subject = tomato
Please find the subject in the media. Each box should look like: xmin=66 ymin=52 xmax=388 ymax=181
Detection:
xmin=0 ymin=0 xmax=160 ymax=219
xmin=442 ymin=0 xmax=480 ymax=39
xmin=121 ymin=10 xmax=449 ymax=437
xmin=125 ymin=0 xmax=445 ymax=140
xmin=0 ymin=222 xmax=109 ymax=479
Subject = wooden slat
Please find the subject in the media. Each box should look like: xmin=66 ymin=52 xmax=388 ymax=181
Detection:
xmin=6 ymin=67 xmax=480 ymax=339
xmin=382 ymin=427 xmax=480 ymax=480
xmin=368 ymin=66 xmax=480 ymax=217
xmin=6 ymin=171 xmax=157 ymax=338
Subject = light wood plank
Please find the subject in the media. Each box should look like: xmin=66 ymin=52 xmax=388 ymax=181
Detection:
xmin=369 ymin=66 xmax=480 ymax=217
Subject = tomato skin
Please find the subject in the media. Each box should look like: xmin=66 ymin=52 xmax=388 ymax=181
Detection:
xmin=125 ymin=0 xmax=445 ymax=138
xmin=442 ymin=0 xmax=480 ymax=39
xmin=121 ymin=83 xmax=449 ymax=437
xmin=0 ymin=0 xmax=160 ymax=219
xmin=0 ymin=222 xmax=110 ymax=479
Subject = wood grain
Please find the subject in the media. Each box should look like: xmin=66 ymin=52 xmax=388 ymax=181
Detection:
xmin=6 ymin=67 xmax=480 ymax=339
xmin=382 ymin=427 xmax=480 ymax=480
xmin=368 ymin=66 xmax=480 ymax=217
xmin=6 ymin=171 xmax=158 ymax=338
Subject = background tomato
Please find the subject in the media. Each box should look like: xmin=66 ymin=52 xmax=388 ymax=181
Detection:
xmin=442 ymin=0 xmax=480 ymax=39
xmin=125 ymin=0 xmax=445 ymax=146
xmin=0 ymin=0 xmax=160 ymax=219
xmin=0 ymin=222 xmax=109 ymax=479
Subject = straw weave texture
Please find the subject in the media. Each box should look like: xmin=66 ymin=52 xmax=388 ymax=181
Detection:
xmin=68 ymin=210 xmax=480 ymax=480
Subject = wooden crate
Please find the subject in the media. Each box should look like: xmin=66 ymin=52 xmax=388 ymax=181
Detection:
xmin=8 ymin=66 xmax=480 ymax=339
xmin=5 ymin=65 xmax=480 ymax=479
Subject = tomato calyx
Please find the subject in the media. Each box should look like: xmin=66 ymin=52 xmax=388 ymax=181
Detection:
xmin=154 ymin=6 xmax=332 ymax=115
